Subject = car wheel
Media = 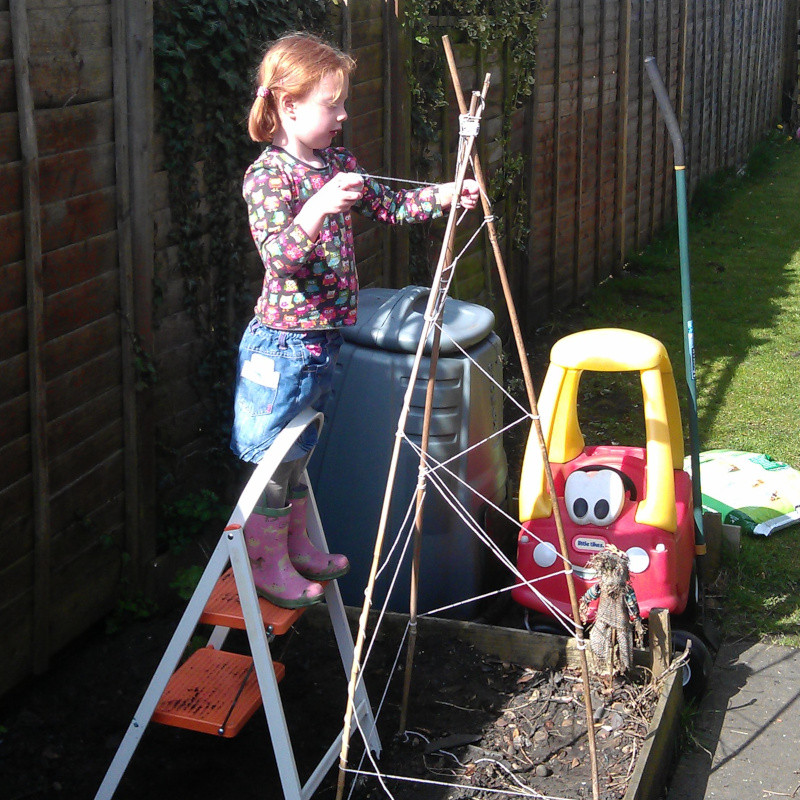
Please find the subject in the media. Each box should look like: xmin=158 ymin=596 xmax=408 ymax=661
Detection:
xmin=524 ymin=610 xmax=569 ymax=637
xmin=672 ymin=628 xmax=713 ymax=702
xmin=683 ymin=562 xmax=703 ymax=618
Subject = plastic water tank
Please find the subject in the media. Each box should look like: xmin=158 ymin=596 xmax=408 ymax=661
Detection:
xmin=307 ymin=286 xmax=507 ymax=619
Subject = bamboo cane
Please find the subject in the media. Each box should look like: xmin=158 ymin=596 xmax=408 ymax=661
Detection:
xmin=441 ymin=35 xmax=601 ymax=800
xmin=397 ymin=86 xmax=485 ymax=735
xmin=334 ymin=74 xmax=490 ymax=800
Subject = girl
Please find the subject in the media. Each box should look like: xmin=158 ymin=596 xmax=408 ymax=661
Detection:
xmin=232 ymin=32 xmax=480 ymax=608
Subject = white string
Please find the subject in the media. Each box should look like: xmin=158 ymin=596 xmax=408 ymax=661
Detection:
xmin=398 ymin=429 xmax=580 ymax=634
xmin=455 ymin=213 xmax=490 ymax=255
xmin=342 ymin=399 xmax=588 ymax=788
xmin=361 ymin=172 xmax=437 ymax=187
xmin=424 ymin=456 xmax=579 ymax=631
xmin=345 ymin=523 xmax=418 ymax=800
xmin=399 ymin=308 xmax=588 ymax=630
xmin=438 ymin=748 xmax=569 ymax=800
xmin=373 ymin=481 xmax=418 ymax=584
xmin=360 ymin=171 xmax=486 ymax=223
xmin=348 ymin=621 xmax=411 ymax=800
xmin=415 ymin=456 xmax=578 ymax=634
xmin=343 ymin=766 xmax=579 ymax=800
xmin=427 ymin=315 xmax=534 ymax=419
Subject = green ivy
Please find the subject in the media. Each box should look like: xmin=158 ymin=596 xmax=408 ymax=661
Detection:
xmin=170 ymin=565 xmax=206 ymax=602
xmin=158 ymin=488 xmax=228 ymax=554
xmin=403 ymin=2 xmax=545 ymax=280
xmin=153 ymin=0 xmax=328 ymax=478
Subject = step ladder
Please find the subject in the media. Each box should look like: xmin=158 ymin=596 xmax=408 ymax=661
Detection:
xmin=95 ymin=408 xmax=381 ymax=800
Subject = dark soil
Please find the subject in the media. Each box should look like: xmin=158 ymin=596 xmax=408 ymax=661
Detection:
xmin=0 ymin=597 xmax=664 ymax=800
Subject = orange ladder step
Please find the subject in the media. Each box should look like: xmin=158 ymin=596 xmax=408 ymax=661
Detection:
xmin=199 ymin=568 xmax=305 ymax=635
xmin=152 ymin=646 xmax=285 ymax=737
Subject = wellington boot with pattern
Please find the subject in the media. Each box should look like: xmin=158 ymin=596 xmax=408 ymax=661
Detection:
xmin=287 ymin=485 xmax=350 ymax=581
xmin=244 ymin=505 xmax=325 ymax=609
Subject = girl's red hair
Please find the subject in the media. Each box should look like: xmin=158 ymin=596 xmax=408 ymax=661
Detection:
xmin=248 ymin=32 xmax=356 ymax=143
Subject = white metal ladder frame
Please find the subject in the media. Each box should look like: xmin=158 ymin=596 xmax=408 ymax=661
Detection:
xmin=95 ymin=407 xmax=381 ymax=800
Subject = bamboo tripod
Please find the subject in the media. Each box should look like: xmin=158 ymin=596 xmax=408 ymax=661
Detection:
xmin=335 ymin=37 xmax=601 ymax=800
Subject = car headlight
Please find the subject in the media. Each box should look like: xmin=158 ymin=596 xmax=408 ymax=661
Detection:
xmin=533 ymin=541 xmax=558 ymax=568
xmin=626 ymin=546 xmax=650 ymax=573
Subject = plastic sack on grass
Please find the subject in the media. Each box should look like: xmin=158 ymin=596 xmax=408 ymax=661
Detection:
xmin=684 ymin=449 xmax=800 ymax=536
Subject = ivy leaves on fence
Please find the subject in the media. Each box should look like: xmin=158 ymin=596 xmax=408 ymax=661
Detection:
xmin=404 ymin=1 xmax=545 ymax=276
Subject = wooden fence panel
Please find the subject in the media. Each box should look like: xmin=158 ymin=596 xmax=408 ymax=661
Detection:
xmin=526 ymin=0 xmax=787 ymax=328
xmin=0 ymin=0 xmax=130 ymax=695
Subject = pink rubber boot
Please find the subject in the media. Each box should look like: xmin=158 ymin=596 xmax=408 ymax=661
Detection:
xmin=244 ymin=505 xmax=325 ymax=608
xmin=287 ymin=485 xmax=350 ymax=581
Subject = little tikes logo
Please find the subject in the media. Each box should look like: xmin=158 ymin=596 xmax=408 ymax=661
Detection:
xmin=573 ymin=535 xmax=608 ymax=553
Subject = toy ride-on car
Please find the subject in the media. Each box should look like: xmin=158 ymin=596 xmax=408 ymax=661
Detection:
xmin=512 ymin=328 xmax=711 ymax=697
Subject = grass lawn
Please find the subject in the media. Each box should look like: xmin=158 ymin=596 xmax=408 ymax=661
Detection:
xmin=518 ymin=135 xmax=800 ymax=645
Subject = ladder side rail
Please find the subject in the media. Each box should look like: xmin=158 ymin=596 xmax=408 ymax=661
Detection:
xmin=220 ymin=408 xmax=328 ymax=800
xmin=96 ymin=408 xmax=321 ymax=799
xmin=96 ymin=407 xmax=363 ymax=800
xmin=305 ymin=476 xmax=382 ymax=757
xmin=94 ymin=534 xmax=232 ymax=800
xmin=206 ymin=624 xmax=232 ymax=650
xmin=205 ymin=408 xmax=323 ymax=651
xmin=227 ymin=524 xmax=304 ymax=800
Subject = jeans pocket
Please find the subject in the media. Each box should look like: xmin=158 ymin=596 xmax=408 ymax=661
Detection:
xmin=302 ymin=331 xmax=342 ymax=373
xmin=235 ymin=351 xmax=280 ymax=416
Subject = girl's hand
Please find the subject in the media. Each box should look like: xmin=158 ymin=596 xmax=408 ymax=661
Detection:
xmin=295 ymin=172 xmax=364 ymax=240
xmin=314 ymin=172 xmax=364 ymax=215
xmin=439 ymin=179 xmax=481 ymax=211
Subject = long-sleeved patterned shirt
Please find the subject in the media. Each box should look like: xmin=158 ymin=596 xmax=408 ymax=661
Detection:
xmin=243 ymin=145 xmax=445 ymax=330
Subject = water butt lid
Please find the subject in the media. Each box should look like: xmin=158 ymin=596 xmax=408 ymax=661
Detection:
xmin=343 ymin=286 xmax=495 ymax=355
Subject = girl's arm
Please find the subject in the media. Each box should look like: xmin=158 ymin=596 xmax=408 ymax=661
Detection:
xmin=328 ymin=148 xmax=480 ymax=225
xmin=244 ymin=163 xmax=313 ymax=278
xmin=294 ymin=172 xmax=364 ymax=240
xmin=356 ymin=174 xmax=480 ymax=225
xmin=244 ymin=165 xmax=363 ymax=277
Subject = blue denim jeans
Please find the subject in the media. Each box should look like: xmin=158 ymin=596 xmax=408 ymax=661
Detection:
xmin=230 ymin=319 xmax=343 ymax=464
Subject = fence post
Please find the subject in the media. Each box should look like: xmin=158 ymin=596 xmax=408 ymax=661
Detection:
xmin=782 ymin=0 xmax=799 ymax=122
xmin=111 ymin=0 xmax=141 ymax=600
xmin=125 ymin=0 xmax=156 ymax=587
xmin=10 ymin=0 xmax=51 ymax=675
xmin=340 ymin=1 xmax=353 ymax=151
xmin=593 ymin=0 xmax=608 ymax=283
xmin=388 ymin=0 xmax=411 ymax=287
xmin=615 ymin=0 xmax=632 ymax=274
xmin=549 ymin=0 xmax=563 ymax=304
xmin=572 ymin=0 xmax=586 ymax=303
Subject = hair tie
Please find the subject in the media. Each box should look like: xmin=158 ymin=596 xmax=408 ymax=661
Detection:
xmin=257 ymin=86 xmax=270 ymax=98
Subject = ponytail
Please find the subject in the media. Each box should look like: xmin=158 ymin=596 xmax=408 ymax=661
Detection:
xmin=248 ymin=89 xmax=279 ymax=143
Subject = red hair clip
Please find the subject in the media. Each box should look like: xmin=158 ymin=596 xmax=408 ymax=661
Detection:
xmin=257 ymin=86 xmax=270 ymax=98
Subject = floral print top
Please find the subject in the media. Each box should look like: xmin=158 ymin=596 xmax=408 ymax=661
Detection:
xmin=243 ymin=145 xmax=444 ymax=330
